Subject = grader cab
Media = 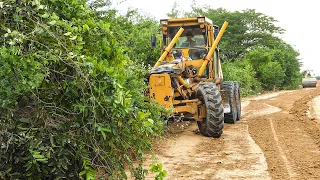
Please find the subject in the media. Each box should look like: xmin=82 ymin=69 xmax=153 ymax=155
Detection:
xmin=148 ymin=17 xmax=241 ymax=137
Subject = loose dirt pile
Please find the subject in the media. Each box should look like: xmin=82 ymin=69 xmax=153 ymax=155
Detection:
xmin=248 ymin=83 xmax=320 ymax=180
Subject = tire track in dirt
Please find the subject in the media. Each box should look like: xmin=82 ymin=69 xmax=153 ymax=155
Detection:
xmin=144 ymin=103 xmax=271 ymax=179
xmin=248 ymin=83 xmax=320 ymax=180
xmin=147 ymin=120 xmax=271 ymax=180
xmin=269 ymin=118 xmax=297 ymax=179
xmin=143 ymin=83 xmax=320 ymax=180
xmin=211 ymin=120 xmax=270 ymax=180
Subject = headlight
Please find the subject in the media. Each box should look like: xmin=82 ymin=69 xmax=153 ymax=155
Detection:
xmin=160 ymin=20 xmax=168 ymax=25
xmin=197 ymin=17 xmax=205 ymax=23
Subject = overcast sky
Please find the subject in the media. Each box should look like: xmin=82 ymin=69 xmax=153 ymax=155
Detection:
xmin=113 ymin=0 xmax=320 ymax=76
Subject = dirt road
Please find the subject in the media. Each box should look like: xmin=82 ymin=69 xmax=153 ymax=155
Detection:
xmin=146 ymin=82 xmax=320 ymax=180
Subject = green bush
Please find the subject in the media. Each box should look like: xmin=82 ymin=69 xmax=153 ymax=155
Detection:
xmin=110 ymin=11 xmax=161 ymax=66
xmin=260 ymin=61 xmax=285 ymax=90
xmin=244 ymin=46 xmax=301 ymax=91
xmin=222 ymin=60 xmax=261 ymax=96
xmin=0 ymin=0 xmax=166 ymax=179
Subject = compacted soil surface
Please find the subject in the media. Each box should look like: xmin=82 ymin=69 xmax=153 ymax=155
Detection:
xmin=143 ymin=81 xmax=320 ymax=180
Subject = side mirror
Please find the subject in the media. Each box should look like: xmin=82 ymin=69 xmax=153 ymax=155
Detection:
xmin=214 ymin=26 xmax=219 ymax=39
xmin=151 ymin=35 xmax=156 ymax=48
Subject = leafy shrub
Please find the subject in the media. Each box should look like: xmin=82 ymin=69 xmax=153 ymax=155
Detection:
xmin=0 ymin=0 xmax=166 ymax=179
xmin=222 ymin=60 xmax=261 ymax=96
xmin=110 ymin=11 xmax=161 ymax=66
xmin=260 ymin=61 xmax=285 ymax=90
xmin=244 ymin=46 xmax=301 ymax=91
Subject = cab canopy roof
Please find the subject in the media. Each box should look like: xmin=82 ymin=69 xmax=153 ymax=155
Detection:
xmin=160 ymin=17 xmax=213 ymax=26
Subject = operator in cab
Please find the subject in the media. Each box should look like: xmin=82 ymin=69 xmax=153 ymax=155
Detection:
xmin=181 ymin=31 xmax=196 ymax=47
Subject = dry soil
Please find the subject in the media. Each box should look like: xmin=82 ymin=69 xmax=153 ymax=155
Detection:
xmin=142 ymin=81 xmax=320 ymax=180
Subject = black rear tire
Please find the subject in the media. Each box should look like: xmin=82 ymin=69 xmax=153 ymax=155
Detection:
xmin=222 ymin=81 xmax=237 ymax=124
xmin=196 ymin=82 xmax=224 ymax=138
xmin=233 ymin=81 xmax=241 ymax=121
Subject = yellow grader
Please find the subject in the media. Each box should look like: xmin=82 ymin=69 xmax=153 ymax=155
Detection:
xmin=147 ymin=17 xmax=241 ymax=138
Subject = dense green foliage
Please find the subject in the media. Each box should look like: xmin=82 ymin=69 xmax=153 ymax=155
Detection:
xmin=222 ymin=61 xmax=261 ymax=96
xmin=95 ymin=8 xmax=160 ymax=66
xmin=116 ymin=12 xmax=160 ymax=66
xmin=244 ymin=43 xmax=302 ymax=90
xmin=0 ymin=0 xmax=166 ymax=179
xmin=184 ymin=7 xmax=284 ymax=60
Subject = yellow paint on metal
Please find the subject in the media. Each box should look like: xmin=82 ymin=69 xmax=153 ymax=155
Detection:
xmin=149 ymin=17 xmax=229 ymax=121
xmin=178 ymin=76 xmax=186 ymax=85
xmin=174 ymin=105 xmax=196 ymax=114
xmin=198 ymin=21 xmax=228 ymax=76
xmin=184 ymin=60 xmax=205 ymax=68
xmin=168 ymin=17 xmax=198 ymax=23
xmin=149 ymin=74 xmax=174 ymax=108
xmin=173 ymin=99 xmax=199 ymax=105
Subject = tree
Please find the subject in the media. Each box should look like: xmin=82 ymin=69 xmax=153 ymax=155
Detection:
xmin=114 ymin=11 xmax=161 ymax=66
xmin=222 ymin=60 xmax=261 ymax=96
xmin=181 ymin=6 xmax=302 ymax=91
xmin=269 ymin=41 xmax=302 ymax=89
xmin=185 ymin=8 xmax=284 ymax=60
xmin=244 ymin=43 xmax=301 ymax=90
xmin=166 ymin=1 xmax=181 ymax=18
xmin=260 ymin=61 xmax=285 ymax=90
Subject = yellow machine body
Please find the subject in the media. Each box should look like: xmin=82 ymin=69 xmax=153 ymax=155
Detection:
xmin=149 ymin=17 xmax=229 ymax=120
xmin=147 ymin=16 xmax=242 ymax=137
xmin=149 ymin=74 xmax=174 ymax=108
